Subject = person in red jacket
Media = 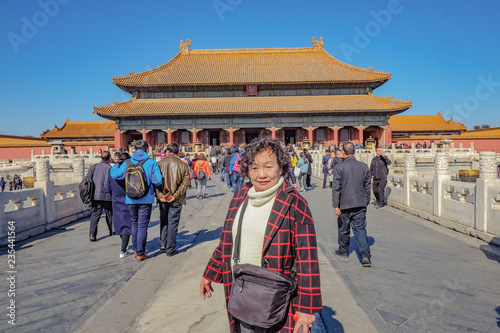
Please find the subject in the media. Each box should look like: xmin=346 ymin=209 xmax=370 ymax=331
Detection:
xmin=193 ymin=153 xmax=211 ymax=199
xmin=200 ymin=138 xmax=321 ymax=333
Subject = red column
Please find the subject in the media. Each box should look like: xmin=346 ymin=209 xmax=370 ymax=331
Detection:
xmin=229 ymin=128 xmax=234 ymax=145
xmin=385 ymin=125 xmax=392 ymax=148
xmin=334 ymin=126 xmax=338 ymax=147
xmin=142 ymin=129 xmax=147 ymax=142
xmin=271 ymin=127 xmax=276 ymax=139
xmin=167 ymin=129 xmax=172 ymax=144
xmin=114 ymin=129 xmax=121 ymax=150
xmin=192 ymin=128 xmax=197 ymax=144
xmin=308 ymin=126 xmax=313 ymax=144
xmin=121 ymin=132 xmax=127 ymax=150
xmin=359 ymin=125 xmax=364 ymax=146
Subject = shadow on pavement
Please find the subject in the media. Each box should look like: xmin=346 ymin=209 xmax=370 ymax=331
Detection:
xmin=496 ymin=307 xmax=500 ymax=328
xmin=348 ymin=236 xmax=375 ymax=261
xmin=479 ymin=244 xmax=500 ymax=264
xmin=320 ymin=306 xmax=344 ymax=332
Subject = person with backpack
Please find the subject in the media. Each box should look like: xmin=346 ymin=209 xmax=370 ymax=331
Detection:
xmin=194 ymin=153 xmax=211 ymax=199
xmin=229 ymin=146 xmax=243 ymax=193
xmin=88 ymin=151 xmax=114 ymax=242
xmin=110 ymin=140 xmax=163 ymax=261
xmin=156 ymin=143 xmax=191 ymax=256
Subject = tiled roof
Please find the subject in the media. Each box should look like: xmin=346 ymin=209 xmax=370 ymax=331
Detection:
xmin=112 ymin=39 xmax=391 ymax=87
xmin=0 ymin=135 xmax=50 ymax=148
xmin=452 ymin=127 xmax=500 ymax=139
xmin=94 ymin=95 xmax=412 ymax=117
xmin=389 ymin=113 xmax=466 ymax=132
xmin=41 ymin=119 xmax=116 ymax=139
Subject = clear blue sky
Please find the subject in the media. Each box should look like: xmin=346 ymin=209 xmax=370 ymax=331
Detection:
xmin=1 ymin=0 xmax=499 ymax=137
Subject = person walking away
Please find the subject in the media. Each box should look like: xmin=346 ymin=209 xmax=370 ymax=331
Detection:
xmin=110 ymin=140 xmax=163 ymax=261
xmin=156 ymin=143 xmax=191 ymax=257
xmin=200 ymin=138 xmax=321 ymax=333
xmin=322 ymin=150 xmax=331 ymax=188
xmin=0 ymin=177 xmax=6 ymax=192
xmin=370 ymin=148 xmax=392 ymax=209
xmin=88 ymin=151 xmax=113 ymax=241
xmin=332 ymin=142 xmax=372 ymax=267
xmin=229 ymin=146 xmax=243 ymax=192
xmin=218 ymin=153 xmax=225 ymax=182
xmin=211 ymin=154 xmax=218 ymax=174
xmin=304 ymin=149 xmax=313 ymax=189
xmin=110 ymin=152 xmax=133 ymax=258
xmin=295 ymin=152 xmax=309 ymax=192
xmin=191 ymin=153 xmax=199 ymax=191
xmin=223 ymin=151 xmax=233 ymax=189
xmin=285 ymin=154 xmax=297 ymax=188
xmin=194 ymin=153 xmax=211 ymax=199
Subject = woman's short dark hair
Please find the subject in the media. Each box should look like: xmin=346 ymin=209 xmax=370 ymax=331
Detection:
xmin=119 ymin=152 xmax=131 ymax=163
xmin=240 ymin=138 xmax=290 ymax=178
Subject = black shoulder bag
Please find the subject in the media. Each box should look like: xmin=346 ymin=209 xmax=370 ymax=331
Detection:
xmin=227 ymin=196 xmax=298 ymax=329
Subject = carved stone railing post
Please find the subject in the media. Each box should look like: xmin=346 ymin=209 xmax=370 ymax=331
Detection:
xmin=34 ymin=159 xmax=53 ymax=225
xmin=476 ymin=152 xmax=500 ymax=232
xmin=433 ymin=152 xmax=450 ymax=217
xmin=403 ymin=153 xmax=416 ymax=206
xmin=73 ymin=158 xmax=85 ymax=183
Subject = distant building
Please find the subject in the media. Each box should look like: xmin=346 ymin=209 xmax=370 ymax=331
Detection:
xmin=0 ymin=135 xmax=50 ymax=161
xmin=94 ymin=38 xmax=412 ymax=149
xmin=40 ymin=119 xmax=116 ymax=153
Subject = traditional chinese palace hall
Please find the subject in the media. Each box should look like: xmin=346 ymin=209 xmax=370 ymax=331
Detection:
xmin=94 ymin=38 xmax=412 ymax=149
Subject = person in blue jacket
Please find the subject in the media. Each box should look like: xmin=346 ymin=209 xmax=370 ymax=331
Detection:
xmin=110 ymin=140 xmax=163 ymax=261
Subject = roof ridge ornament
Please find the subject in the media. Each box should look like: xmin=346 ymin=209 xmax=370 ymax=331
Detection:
xmin=180 ymin=39 xmax=192 ymax=54
xmin=369 ymin=66 xmax=374 ymax=71
xmin=312 ymin=37 xmax=324 ymax=49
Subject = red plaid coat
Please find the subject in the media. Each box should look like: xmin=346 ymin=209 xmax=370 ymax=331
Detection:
xmin=203 ymin=180 xmax=322 ymax=332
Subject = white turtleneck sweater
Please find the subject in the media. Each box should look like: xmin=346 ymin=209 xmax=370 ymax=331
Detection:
xmin=232 ymin=177 xmax=285 ymax=268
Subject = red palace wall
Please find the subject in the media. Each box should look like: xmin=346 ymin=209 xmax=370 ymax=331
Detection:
xmin=0 ymin=145 xmax=115 ymax=161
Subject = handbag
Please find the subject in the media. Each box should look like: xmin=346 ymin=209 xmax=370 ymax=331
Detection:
xmin=227 ymin=197 xmax=298 ymax=329
xmin=293 ymin=166 xmax=301 ymax=177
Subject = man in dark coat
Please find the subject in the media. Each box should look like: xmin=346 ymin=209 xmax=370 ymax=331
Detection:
xmin=332 ymin=142 xmax=372 ymax=267
xmin=322 ymin=150 xmax=331 ymax=188
xmin=304 ymin=149 xmax=313 ymax=189
xmin=223 ymin=151 xmax=233 ymax=188
xmin=88 ymin=151 xmax=113 ymax=241
xmin=370 ymin=148 xmax=392 ymax=209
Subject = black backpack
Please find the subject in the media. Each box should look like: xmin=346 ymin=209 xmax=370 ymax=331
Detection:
xmin=125 ymin=159 xmax=149 ymax=199
xmin=197 ymin=168 xmax=205 ymax=180
xmin=79 ymin=165 xmax=96 ymax=205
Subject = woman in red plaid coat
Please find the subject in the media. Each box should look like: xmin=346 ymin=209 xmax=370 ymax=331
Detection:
xmin=200 ymin=138 xmax=322 ymax=333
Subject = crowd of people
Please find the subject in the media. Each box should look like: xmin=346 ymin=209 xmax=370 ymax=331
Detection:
xmin=0 ymin=174 xmax=22 ymax=192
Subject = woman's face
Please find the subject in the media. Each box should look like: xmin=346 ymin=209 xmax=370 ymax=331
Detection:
xmin=249 ymin=148 xmax=282 ymax=192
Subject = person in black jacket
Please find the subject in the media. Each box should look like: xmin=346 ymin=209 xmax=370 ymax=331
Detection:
xmin=332 ymin=142 xmax=372 ymax=267
xmin=88 ymin=151 xmax=113 ymax=241
xmin=370 ymin=148 xmax=392 ymax=209
xmin=322 ymin=149 xmax=331 ymax=188
xmin=304 ymin=149 xmax=313 ymax=189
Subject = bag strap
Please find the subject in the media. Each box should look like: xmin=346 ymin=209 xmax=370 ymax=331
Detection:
xmin=88 ymin=164 xmax=97 ymax=180
xmin=232 ymin=196 xmax=250 ymax=265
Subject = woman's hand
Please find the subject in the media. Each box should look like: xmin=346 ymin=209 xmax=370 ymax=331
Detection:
xmin=293 ymin=311 xmax=315 ymax=333
xmin=199 ymin=278 xmax=214 ymax=299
